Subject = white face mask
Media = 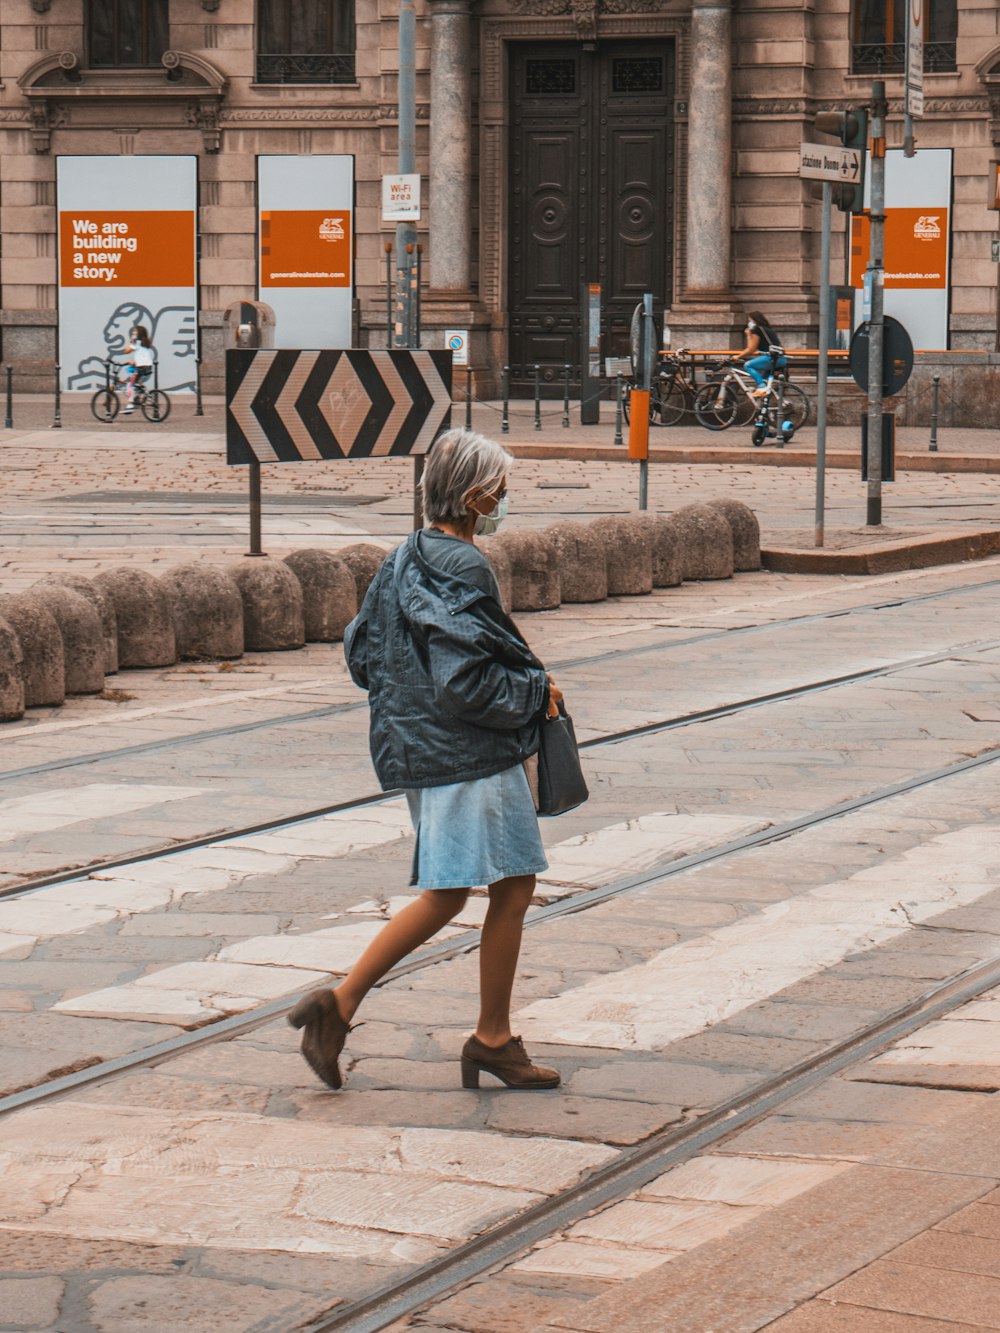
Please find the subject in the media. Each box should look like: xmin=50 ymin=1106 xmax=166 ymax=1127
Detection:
xmin=473 ymin=494 xmax=508 ymax=536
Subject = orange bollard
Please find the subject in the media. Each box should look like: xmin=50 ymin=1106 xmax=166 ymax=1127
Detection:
xmin=628 ymin=390 xmax=649 ymax=460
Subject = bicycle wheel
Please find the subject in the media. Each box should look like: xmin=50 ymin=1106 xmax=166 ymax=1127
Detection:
xmin=140 ymin=390 xmax=171 ymax=424
xmin=775 ymin=382 xmax=810 ymax=428
xmin=651 ymin=378 xmax=688 ymax=426
xmin=694 ymin=381 xmax=740 ymax=431
xmin=90 ymin=389 xmax=119 ymax=423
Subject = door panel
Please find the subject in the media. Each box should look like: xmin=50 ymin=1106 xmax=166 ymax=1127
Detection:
xmin=509 ymin=42 xmax=674 ymax=390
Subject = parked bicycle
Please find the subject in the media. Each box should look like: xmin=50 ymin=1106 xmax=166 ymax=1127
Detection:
xmin=90 ymin=358 xmax=171 ymax=424
xmin=622 ymin=349 xmax=721 ymax=427
xmin=693 ymin=355 xmax=809 ymax=444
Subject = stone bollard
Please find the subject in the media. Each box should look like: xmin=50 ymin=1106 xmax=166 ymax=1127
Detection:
xmin=492 ymin=530 xmax=561 ymax=611
xmin=227 ymin=558 xmax=305 ymax=652
xmin=476 ymin=536 xmax=514 ymax=612
xmin=0 ymin=615 xmax=25 ymax=721
xmin=634 ymin=513 xmax=683 ymax=588
xmin=93 ymin=567 xmax=177 ymax=668
xmin=283 ymin=549 xmax=358 ymax=642
xmin=588 ymin=515 xmax=654 ymax=596
xmin=28 ymin=585 xmax=105 ymax=694
xmin=666 ymin=503 xmax=735 ymax=581
xmin=35 ymin=573 xmax=118 ymax=675
xmin=0 ymin=593 xmax=65 ymax=708
xmin=160 ymin=564 xmax=244 ymax=660
xmin=337 ymin=544 xmax=387 ymax=606
xmin=705 ymin=498 xmax=761 ymax=571
xmin=545 ymin=522 xmax=608 ymax=603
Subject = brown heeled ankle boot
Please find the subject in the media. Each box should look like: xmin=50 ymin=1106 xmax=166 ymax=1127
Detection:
xmin=461 ymin=1034 xmax=560 ymax=1090
xmin=288 ymin=989 xmax=350 ymax=1090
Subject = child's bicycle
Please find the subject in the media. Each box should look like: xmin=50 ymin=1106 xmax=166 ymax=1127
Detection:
xmin=90 ymin=359 xmax=171 ymax=424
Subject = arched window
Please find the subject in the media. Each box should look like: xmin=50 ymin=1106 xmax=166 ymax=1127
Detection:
xmin=88 ymin=0 xmax=169 ymax=68
xmin=852 ymin=0 xmax=957 ymax=75
xmin=257 ymin=0 xmax=355 ymax=84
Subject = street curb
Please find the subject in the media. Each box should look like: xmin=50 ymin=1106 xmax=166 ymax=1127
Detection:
xmin=505 ymin=442 xmax=1000 ymax=474
xmin=762 ymin=528 xmax=1000 ymax=575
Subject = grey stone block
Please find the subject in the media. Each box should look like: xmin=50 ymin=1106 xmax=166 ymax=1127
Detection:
xmin=93 ymin=568 xmax=177 ymax=669
xmin=337 ymin=543 xmax=387 ymax=605
xmin=636 ymin=513 xmax=684 ymax=587
xmin=545 ymin=522 xmax=608 ymax=602
xmin=589 ymin=515 xmax=654 ymax=596
xmin=159 ymin=564 xmax=244 ymax=660
xmin=667 ymin=503 xmax=735 ymax=581
xmin=476 ymin=535 xmax=513 ymax=611
xmin=493 ymin=530 xmax=561 ymax=611
xmin=706 ymin=498 xmax=761 ymax=571
xmin=0 ymin=615 xmax=25 ymax=721
xmin=283 ymin=549 xmax=358 ymax=642
xmin=227 ymin=559 xmax=304 ymax=652
xmin=35 ymin=573 xmax=118 ymax=674
xmin=27 ymin=585 xmax=104 ymax=694
xmin=0 ymin=593 xmax=65 ymax=708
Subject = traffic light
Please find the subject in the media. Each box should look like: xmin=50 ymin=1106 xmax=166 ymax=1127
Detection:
xmin=814 ymin=108 xmax=868 ymax=213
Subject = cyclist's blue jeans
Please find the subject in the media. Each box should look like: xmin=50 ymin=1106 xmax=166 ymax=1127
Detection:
xmin=745 ymin=354 xmax=786 ymax=386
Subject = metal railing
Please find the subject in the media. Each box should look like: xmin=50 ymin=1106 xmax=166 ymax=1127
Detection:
xmin=851 ymin=41 xmax=956 ymax=75
xmin=255 ymin=53 xmax=355 ymax=84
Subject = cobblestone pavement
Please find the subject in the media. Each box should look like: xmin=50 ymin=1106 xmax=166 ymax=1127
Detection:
xmin=2 ymin=419 xmax=1000 ymax=1330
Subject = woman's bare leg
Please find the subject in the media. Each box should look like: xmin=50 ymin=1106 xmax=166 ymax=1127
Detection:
xmin=475 ymin=874 xmax=535 ymax=1047
xmin=333 ymin=887 xmax=468 ymax=1021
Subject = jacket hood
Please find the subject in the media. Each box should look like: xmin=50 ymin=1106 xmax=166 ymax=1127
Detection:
xmin=394 ymin=530 xmax=492 ymax=618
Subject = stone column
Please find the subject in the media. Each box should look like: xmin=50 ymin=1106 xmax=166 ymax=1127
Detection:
xmin=686 ymin=0 xmax=733 ymax=296
xmin=429 ymin=0 xmax=474 ymax=292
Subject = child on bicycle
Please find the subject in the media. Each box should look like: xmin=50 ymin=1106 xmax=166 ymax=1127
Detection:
xmin=738 ymin=311 xmax=787 ymax=398
xmin=121 ymin=325 xmax=154 ymax=414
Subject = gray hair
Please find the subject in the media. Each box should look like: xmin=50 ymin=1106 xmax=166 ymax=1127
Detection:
xmin=420 ymin=428 xmax=512 ymax=524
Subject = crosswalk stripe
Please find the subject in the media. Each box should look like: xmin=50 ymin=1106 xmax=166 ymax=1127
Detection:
xmin=49 ymin=812 xmax=767 ymax=1025
xmin=514 ymin=825 xmax=1000 ymax=1051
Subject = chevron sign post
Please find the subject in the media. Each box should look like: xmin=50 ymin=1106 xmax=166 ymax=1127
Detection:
xmin=226 ymin=348 xmax=452 ymax=464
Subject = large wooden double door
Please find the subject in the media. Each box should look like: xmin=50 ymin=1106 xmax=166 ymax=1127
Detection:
xmin=508 ymin=41 xmax=675 ymax=389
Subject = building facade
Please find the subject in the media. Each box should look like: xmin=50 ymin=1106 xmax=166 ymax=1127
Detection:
xmin=1 ymin=1 xmax=998 ymax=412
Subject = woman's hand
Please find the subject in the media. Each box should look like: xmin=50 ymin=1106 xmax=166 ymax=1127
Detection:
xmin=546 ymin=674 xmax=564 ymax=719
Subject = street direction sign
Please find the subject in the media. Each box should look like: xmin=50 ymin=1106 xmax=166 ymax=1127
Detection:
xmin=799 ymin=143 xmax=863 ymax=184
xmin=226 ymin=348 xmax=452 ymax=464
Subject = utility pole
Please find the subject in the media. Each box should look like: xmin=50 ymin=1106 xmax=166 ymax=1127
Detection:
xmin=865 ymin=79 xmax=887 ymax=527
xmin=395 ymin=0 xmax=417 ymax=351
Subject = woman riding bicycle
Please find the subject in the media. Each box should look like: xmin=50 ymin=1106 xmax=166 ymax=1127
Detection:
xmin=122 ymin=325 xmax=154 ymax=414
xmin=738 ymin=311 xmax=786 ymax=398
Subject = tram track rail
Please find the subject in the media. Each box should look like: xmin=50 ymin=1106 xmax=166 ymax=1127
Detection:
xmin=3 ymin=567 xmax=1000 ymax=791
xmin=5 ymin=635 xmax=996 ymax=903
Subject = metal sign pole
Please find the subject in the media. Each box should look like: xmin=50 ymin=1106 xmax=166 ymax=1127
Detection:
xmin=247 ymin=461 xmax=264 ymax=556
xmin=865 ymin=80 xmax=887 ymax=527
xmin=639 ymin=292 xmax=653 ymax=510
xmin=398 ymin=0 xmax=420 ymax=533
xmin=815 ymin=180 xmax=832 ymax=548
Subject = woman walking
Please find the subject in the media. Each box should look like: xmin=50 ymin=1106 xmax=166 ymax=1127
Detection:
xmin=290 ymin=428 xmax=563 ymax=1092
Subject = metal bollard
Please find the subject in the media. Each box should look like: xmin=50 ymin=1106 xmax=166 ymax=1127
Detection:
xmin=562 ymin=364 xmax=570 ymax=428
xmin=613 ymin=373 xmax=623 ymax=447
xmin=384 ymin=242 xmax=393 ymax=348
xmin=465 ymin=366 xmax=472 ymax=430
xmin=533 ymin=363 xmax=541 ymax=432
xmin=929 ymin=373 xmax=940 ymax=453
xmin=501 ymin=365 xmax=510 ymax=434
xmin=194 ymin=358 xmax=204 ymax=416
xmin=52 ymin=364 xmax=62 ymax=429
xmin=152 ymin=360 xmax=162 ymax=422
xmin=4 ymin=365 xmax=12 ymax=430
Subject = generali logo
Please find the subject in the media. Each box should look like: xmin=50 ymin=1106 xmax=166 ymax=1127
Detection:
xmin=913 ymin=215 xmax=941 ymax=241
xmin=319 ymin=217 xmax=345 ymax=242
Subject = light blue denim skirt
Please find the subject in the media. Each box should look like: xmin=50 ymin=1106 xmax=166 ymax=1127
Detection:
xmin=406 ymin=763 xmax=548 ymax=890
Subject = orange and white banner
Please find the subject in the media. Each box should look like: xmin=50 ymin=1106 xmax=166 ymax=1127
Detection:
xmin=258 ymin=157 xmax=354 ymax=348
xmin=851 ymin=148 xmax=952 ymax=349
xmin=57 ymin=157 xmax=198 ymax=393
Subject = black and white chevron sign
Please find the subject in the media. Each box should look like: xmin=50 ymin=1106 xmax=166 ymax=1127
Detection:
xmin=226 ymin=349 xmax=453 ymax=464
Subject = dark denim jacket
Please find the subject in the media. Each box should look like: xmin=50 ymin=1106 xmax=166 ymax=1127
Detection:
xmin=344 ymin=529 xmax=550 ymax=790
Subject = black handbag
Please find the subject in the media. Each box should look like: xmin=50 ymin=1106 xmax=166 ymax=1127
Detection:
xmin=536 ymin=703 xmax=589 ymax=816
